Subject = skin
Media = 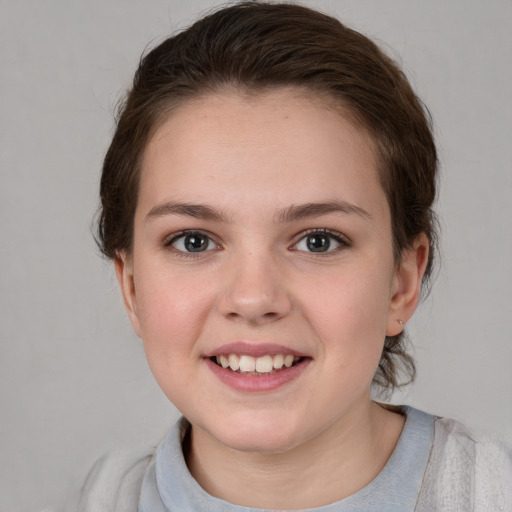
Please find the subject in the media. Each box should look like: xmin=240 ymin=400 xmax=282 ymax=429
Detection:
xmin=116 ymin=88 xmax=429 ymax=509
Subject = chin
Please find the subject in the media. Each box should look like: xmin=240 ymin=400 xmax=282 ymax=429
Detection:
xmin=222 ymin=430 xmax=301 ymax=454
xmin=204 ymin=410 xmax=308 ymax=454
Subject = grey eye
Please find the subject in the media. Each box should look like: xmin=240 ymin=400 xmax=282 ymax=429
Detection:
xmin=171 ymin=233 xmax=217 ymax=252
xmin=305 ymin=234 xmax=331 ymax=252
xmin=294 ymin=231 xmax=346 ymax=253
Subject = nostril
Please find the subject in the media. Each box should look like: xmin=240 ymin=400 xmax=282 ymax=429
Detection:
xmin=218 ymin=285 xmax=292 ymax=323
xmin=223 ymin=309 xmax=283 ymax=325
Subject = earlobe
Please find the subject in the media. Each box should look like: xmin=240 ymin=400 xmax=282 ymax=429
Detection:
xmin=114 ymin=252 xmax=142 ymax=338
xmin=386 ymin=234 xmax=430 ymax=336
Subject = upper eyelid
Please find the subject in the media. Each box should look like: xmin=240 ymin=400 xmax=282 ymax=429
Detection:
xmin=162 ymin=227 xmax=350 ymax=248
xmin=289 ymin=229 xmax=351 ymax=256
xmin=163 ymin=229 xmax=220 ymax=247
xmin=293 ymin=228 xmax=351 ymax=244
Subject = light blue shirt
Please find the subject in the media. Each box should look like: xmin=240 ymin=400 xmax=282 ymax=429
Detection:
xmin=138 ymin=406 xmax=435 ymax=512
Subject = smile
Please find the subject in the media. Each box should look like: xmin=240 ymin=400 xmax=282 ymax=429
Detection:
xmin=204 ymin=343 xmax=311 ymax=392
xmin=213 ymin=354 xmax=302 ymax=375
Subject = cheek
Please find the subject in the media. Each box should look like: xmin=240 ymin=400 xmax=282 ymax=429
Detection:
xmin=134 ymin=271 xmax=214 ymax=406
xmin=133 ymin=264 xmax=214 ymax=360
xmin=302 ymin=263 xmax=392 ymax=357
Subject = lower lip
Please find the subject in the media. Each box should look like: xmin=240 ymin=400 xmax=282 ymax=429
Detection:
xmin=205 ymin=357 xmax=311 ymax=392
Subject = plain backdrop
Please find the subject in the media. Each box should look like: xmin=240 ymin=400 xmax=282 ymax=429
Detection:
xmin=1 ymin=0 xmax=511 ymax=510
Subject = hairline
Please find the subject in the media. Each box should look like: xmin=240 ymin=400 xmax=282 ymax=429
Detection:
xmin=121 ymin=84 xmax=392 ymax=262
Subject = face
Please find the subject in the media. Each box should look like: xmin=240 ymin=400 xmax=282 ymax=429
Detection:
xmin=117 ymin=89 xmax=425 ymax=454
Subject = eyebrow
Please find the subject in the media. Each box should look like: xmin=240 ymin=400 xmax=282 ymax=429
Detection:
xmin=275 ymin=201 xmax=371 ymax=223
xmin=145 ymin=200 xmax=370 ymax=224
xmin=145 ymin=202 xmax=231 ymax=223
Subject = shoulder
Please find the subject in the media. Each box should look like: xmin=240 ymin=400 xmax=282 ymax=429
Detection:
xmin=434 ymin=417 xmax=512 ymax=473
xmin=438 ymin=418 xmax=512 ymax=498
xmin=76 ymin=446 xmax=155 ymax=512
xmin=417 ymin=415 xmax=512 ymax=511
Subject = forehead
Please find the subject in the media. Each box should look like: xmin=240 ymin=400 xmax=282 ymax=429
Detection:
xmin=138 ymin=88 xmax=386 ymax=220
xmin=144 ymin=87 xmax=375 ymax=159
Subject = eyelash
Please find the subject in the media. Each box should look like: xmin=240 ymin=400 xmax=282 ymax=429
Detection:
xmin=163 ymin=228 xmax=350 ymax=258
xmin=163 ymin=230 xmax=220 ymax=258
xmin=292 ymin=228 xmax=351 ymax=255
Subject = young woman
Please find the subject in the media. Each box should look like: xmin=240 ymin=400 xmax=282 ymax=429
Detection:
xmin=80 ymin=2 xmax=511 ymax=510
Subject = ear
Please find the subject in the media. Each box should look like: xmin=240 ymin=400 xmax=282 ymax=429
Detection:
xmin=386 ymin=233 xmax=430 ymax=336
xmin=114 ymin=252 xmax=142 ymax=338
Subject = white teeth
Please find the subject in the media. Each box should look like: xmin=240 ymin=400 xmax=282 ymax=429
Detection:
xmin=284 ymin=354 xmax=294 ymax=367
xmin=255 ymin=355 xmax=274 ymax=373
xmin=239 ymin=355 xmax=256 ymax=373
xmin=218 ymin=354 xmax=229 ymax=368
xmin=228 ymin=354 xmax=240 ymax=371
xmin=272 ymin=354 xmax=284 ymax=369
xmin=215 ymin=353 xmax=302 ymax=373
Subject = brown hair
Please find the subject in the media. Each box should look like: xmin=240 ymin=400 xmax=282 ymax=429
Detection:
xmin=97 ymin=1 xmax=438 ymax=392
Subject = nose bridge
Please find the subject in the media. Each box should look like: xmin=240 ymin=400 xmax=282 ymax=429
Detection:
xmin=218 ymin=244 xmax=291 ymax=324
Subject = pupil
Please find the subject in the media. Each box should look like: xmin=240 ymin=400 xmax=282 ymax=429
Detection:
xmin=185 ymin=234 xmax=208 ymax=252
xmin=307 ymin=235 xmax=330 ymax=252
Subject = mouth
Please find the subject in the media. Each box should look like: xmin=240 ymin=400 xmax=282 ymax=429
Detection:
xmin=204 ymin=342 xmax=311 ymax=391
xmin=210 ymin=353 xmax=305 ymax=376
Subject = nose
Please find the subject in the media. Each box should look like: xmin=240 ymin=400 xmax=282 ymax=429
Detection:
xmin=216 ymin=250 xmax=293 ymax=325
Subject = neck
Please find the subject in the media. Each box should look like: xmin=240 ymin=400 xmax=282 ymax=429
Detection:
xmin=186 ymin=401 xmax=405 ymax=509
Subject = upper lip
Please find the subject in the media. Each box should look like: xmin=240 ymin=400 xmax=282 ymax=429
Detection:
xmin=203 ymin=342 xmax=309 ymax=359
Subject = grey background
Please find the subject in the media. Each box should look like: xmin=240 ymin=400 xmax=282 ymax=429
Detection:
xmin=1 ymin=0 xmax=511 ymax=510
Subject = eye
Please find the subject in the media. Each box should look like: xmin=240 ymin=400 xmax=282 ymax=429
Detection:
xmin=166 ymin=231 xmax=219 ymax=253
xmin=293 ymin=230 xmax=348 ymax=253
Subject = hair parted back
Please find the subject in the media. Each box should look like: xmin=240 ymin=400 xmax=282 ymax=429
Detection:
xmin=97 ymin=1 xmax=438 ymax=393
